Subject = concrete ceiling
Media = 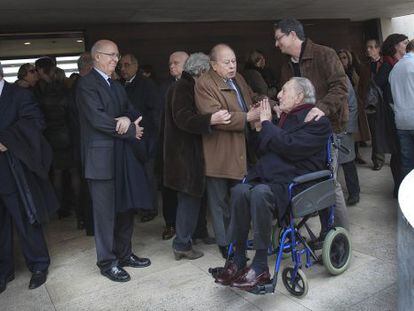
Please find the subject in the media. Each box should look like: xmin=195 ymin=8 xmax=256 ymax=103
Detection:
xmin=0 ymin=0 xmax=413 ymax=25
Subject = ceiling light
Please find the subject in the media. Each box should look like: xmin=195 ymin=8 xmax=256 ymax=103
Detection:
xmin=76 ymin=39 xmax=83 ymax=43
xmin=24 ymin=42 xmax=31 ymax=45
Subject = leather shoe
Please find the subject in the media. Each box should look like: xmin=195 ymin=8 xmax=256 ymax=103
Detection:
xmin=231 ymin=267 xmax=271 ymax=290
xmin=173 ymin=248 xmax=204 ymax=260
xmin=372 ymin=163 xmax=383 ymax=171
xmin=0 ymin=274 xmax=14 ymax=294
xmin=215 ymin=261 xmax=244 ymax=286
xmin=29 ymin=271 xmax=47 ymax=289
xmin=346 ymin=194 xmax=360 ymax=206
xmin=101 ymin=266 xmax=130 ymax=282
xmin=162 ymin=226 xmax=175 ymax=240
xmin=120 ymin=254 xmax=151 ymax=268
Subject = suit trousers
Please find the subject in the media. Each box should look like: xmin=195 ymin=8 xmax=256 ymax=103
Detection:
xmin=227 ymin=183 xmax=274 ymax=250
xmin=0 ymin=191 xmax=50 ymax=279
xmin=367 ymin=113 xmax=385 ymax=166
xmin=172 ymin=192 xmax=201 ymax=251
xmin=341 ymin=161 xmax=360 ymax=198
xmin=88 ymin=180 xmax=134 ymax=271
xmin=206 ymin=177 xmax=239 ymax=247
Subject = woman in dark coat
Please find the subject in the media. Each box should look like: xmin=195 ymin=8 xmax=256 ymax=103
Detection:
xmin=164 ymin=53 xmax=231 ymax=260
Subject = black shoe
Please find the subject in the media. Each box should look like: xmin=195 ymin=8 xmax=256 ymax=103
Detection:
xmin=29 ymin=271 xmax=47 ymax=289
xmin=372 ymin=163 xmax=383 ymax=171
xmin=119 ymin=254 xmax=151 ymax=268
xmin=0 ymin=274 xmax=14 ymax=294
xmin=346 ymin=194 xmax=360 ymax=206
xmin=140 ymin=212 xmax=157 ymax=223
xmin=101 ymin=266 xmax=130 ymax=282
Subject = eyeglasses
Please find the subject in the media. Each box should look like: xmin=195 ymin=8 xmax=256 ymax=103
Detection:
xmin=97 ymin=51 xmax=121 ymax=60
xmin=275 ymin=33 xmax=287 ymax=42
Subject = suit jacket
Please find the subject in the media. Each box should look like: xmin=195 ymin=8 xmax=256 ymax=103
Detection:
xmin=125 ymin=75 xmax=161 ymax=157
xmin=195 ymin=69 xmax=254 ymax=180
xmin=76 ymin=69 xmax=138 ymax=180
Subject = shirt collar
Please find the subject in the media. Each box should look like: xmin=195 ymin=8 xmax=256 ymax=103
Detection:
xmin=126 ymin=75 xmax=136 ymax=83
xmin=94 ymin=67 xmax=111 ymax=85
xmin=0 ymin=78 xmax=5 ymax=97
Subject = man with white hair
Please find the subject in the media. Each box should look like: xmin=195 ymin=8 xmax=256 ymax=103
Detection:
xmin=76 ymin=40 xmax=151 ymax=282
xmin=214 ymin=77 xmax=331 ymax=291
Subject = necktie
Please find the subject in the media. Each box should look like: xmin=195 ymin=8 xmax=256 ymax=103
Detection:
xmin=227 ymin=79 xmax=248 ymax=112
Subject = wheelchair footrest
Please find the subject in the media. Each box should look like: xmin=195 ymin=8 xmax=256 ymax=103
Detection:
xmin=248 ymin=282 xmax=275 ymax=295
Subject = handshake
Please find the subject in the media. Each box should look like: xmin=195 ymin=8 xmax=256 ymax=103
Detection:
xmin=115 ymin=116 xmax=144 ymax=140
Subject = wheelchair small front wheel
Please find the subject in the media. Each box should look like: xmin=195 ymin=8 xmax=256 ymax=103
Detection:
xmin=282 ymin=267 xmax=308 ymax=298
xmin=322 ymin=227 xmax=352 ymax=275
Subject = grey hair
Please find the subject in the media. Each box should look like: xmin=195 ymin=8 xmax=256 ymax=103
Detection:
xmin=0 ymin=62 xmax=3 ymax=77
xmin=183 ymin=52 xmax=210 ymax=77
xmin=290 ymin=77 xmax=316 ymax=104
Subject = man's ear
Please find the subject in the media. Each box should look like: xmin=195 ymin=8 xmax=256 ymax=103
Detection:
xmin=210 ymin=61 xmax=217 ymax=72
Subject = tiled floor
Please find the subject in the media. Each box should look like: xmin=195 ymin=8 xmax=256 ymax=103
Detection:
xmin=0 ymin=149 xmax=398 ymax=311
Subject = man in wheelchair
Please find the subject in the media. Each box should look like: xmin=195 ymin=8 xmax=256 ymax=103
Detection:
xmin=214 ymin=77 xmax=332 ymax=290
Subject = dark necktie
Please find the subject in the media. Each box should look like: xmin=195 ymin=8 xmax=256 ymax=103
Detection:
xmin=227 ymin=79 xmax=248 ymax=112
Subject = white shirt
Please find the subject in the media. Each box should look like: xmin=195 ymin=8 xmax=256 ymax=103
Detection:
xmin=94 ymin=67 xmax=111 ymax=86
xmin=0 ymin=78 xmax=5 ymax=97
xmin=389 ymin=52 xmax=414 ymax=130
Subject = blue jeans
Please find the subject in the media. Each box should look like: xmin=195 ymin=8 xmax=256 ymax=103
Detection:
xmin=397 ymin=130 xmax=414 ymax=180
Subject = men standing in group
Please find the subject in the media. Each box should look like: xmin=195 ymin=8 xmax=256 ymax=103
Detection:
xmin=76 ymin=40 xmax=151 ymax=282
xmin=0 ymin=63 xmax=58 ymax=293
xmin=389 ymin=40 xmax=414 ymax=181
xmin=195 ymin=44 xmax=260 ymax=257
xmin=274 ymin=18 xmax=350 ymax=231
xmin=119 ymin=53 xmax=161 ymax=220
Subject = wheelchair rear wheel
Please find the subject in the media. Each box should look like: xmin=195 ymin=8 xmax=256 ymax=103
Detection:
xmin=322 ymin=227 xmax=352 ymax=275
xmin=282 ymin=267 xmax=308 ymax=298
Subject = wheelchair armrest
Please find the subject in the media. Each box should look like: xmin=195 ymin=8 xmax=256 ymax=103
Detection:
xmin=292 ymin=170 xmax=332 ymax=185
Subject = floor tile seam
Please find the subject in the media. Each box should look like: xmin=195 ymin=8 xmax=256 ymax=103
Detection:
xmin=44 ymin=284 xmax=58 ymax=311
xmin=347 ymin=281 xmax=397 ymax=308
xmin=275 ymin=290 xmax=313 ymax=311
xmin=349 ymin=248 xmax=395 ymax=263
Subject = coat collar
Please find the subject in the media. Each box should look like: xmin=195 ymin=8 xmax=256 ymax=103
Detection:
xmin=90 ymin=69 xmax=120 ymax=104
xmin=207 ymin=68 xmax=245 ymax=91
xmin=300 ymin=39 xmax=314 ymax=61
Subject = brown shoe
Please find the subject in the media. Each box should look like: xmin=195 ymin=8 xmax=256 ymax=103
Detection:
xmin=173 ymin=248 xmax=204 ymax=260
xmin=215 ymin=261 xmax=244 ymax=286
xmin=231 ymin=267 xmax=271 ymax=290
xmin=162 ymin=226 xmax=175 ymax=240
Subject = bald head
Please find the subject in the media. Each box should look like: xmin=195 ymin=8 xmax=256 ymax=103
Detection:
xmin=169 ymin=51 xmax=189 ymax=79
xmin=210 ymin=44 xmax=237 ymax=79
xmin=91 ymin=40 xmax=120 ymax=76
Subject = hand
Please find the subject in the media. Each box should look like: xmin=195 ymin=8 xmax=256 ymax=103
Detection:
xmin=0 ymin=143 xmax=7 ymax=152
xmin=134 ymin=116 xmax=144 ymax=140
xmin=210 ymin=110 xmax=231 ymax=125
xmin=246 ymin=106 xmax=260 ymax=122
xmin=115 ymin=116 xmax=131 ymax=135
xmin=273 ymin=104 xmax=282 ymax=118
xmin=259 ymin=98 xmax=272 ymax=123
xmin=254 ymin=121 xmax=262 ymax=132
xmin=304 ymin=107 xmax=325 ymax=122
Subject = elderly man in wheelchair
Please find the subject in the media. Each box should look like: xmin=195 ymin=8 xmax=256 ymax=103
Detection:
xmin=210 ymin=77 xmax=352 ymax=297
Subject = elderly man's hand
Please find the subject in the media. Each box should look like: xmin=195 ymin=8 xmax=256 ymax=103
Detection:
xmin=0 ymin=143 xmax=8 ymax=152
xmin=115 ymin=116 xmax=131 ymax=135
xmin=211 ymin=110 xmax=231 ymax=125
xmin=134 ymin=116 xmax=144 ymax=140
xmin=273 ymin=104 xmax=282 ymax=118
xmin=246 ymin=106 xmax=261 ymax=122
xmin=259 ymin=98 xmax=273 ymax=123
xmin=304 ymin=107 xmax=325 ymax=122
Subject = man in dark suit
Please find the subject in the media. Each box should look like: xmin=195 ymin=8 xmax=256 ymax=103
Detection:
xmin=76 ymin=40 xmax=151 ymax=282
xmin=0 ymin=63 xmax=58 ymax=293
xmin=119 ymin=54 xmax=161 ymax=222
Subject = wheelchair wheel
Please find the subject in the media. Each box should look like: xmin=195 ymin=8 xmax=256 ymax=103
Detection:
xmin=322 ymin=227 xmax=352 ymax=275
xmin=282 ymin=267 xmax=308 ymax=298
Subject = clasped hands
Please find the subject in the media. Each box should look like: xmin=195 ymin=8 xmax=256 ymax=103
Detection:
xmin=115 ymin=116 xmax=144 ymax=140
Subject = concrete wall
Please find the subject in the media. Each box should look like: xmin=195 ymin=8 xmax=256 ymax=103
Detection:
xmin=381 ymin=14 xmax=414 ymax=40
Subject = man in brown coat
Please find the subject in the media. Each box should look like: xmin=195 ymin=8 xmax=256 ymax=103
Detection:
xmin=275 ymin=18 xmax=350 ymax=232
xmin=195 ymin=44 xmax=260 ymax=257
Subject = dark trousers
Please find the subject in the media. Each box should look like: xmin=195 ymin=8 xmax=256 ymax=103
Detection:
xmin=0 ymin=191 xmax=50 ymax=279
xmin=228 ymin=183 xmax=275 ymax=250
xmin=173 ymin=192 xmax=201 ymax=251
xmin=88 ymin=180 xmax=134 ymax=271
xmin=193 ymin=195 xmax=209 ymax=239
xmin=367 ymin=113 xmax=385 ymax=166
xmin=341 ymin=161 xmax=360 ymax=197
xmin=162 ymin=186 xmax=177 ymax=227
xmin=397 ymin=130 xmax=414 ymax=180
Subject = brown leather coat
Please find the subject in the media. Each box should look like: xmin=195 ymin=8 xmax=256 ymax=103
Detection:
xmin=280 ymin=39 xmax=349 ymax=133
xmin=195 ymin=69 xmax=254 ymax=180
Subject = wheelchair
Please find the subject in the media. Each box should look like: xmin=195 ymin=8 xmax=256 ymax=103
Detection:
xmin=209 ymin=136 xmax=352 ymax=298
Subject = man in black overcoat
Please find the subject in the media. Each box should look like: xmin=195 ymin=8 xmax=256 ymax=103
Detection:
xmin=0 ymin=64 xmax=58 ymax=293
xmin=76 ymin=40 xmax=151 ymax=282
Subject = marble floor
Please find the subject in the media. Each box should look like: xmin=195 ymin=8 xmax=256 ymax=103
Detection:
xmin=0 ymin=149 xmax=398 ymax=311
